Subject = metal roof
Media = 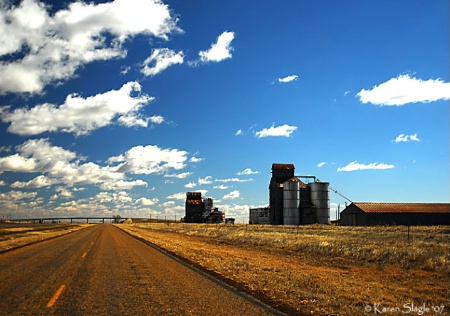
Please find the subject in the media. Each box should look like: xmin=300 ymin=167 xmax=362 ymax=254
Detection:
xmin=352 ymin=202 xmax=450 ymax=213
xmin=272 ymin=163 xmax=295 ymax=170
xmin=285 ymin=177 xmax=308 ymax=188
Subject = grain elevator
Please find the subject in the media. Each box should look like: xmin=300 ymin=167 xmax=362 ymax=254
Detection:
xmin=267 ymin=163 xmax=330 ymax=225
xmin=184 ymin=192 xmax=225 ymax=223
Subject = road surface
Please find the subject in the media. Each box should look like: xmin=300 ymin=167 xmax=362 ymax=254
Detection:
xmin=0 ymin=224 xmax=280 ymax=315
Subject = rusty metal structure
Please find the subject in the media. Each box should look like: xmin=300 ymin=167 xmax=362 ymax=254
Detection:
xmin=184 ymin=192 xmax=224 ymax=223
xmin=185 ymin=192 xmax=203 ymax=223
xmin=340 ymin=202 xmax=450 ymax=226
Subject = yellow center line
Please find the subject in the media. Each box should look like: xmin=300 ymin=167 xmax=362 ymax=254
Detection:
xmin=46 ymin=285 xmax=65 ymax=308
xmin=81 ymin=252 xmax=87 ymax=259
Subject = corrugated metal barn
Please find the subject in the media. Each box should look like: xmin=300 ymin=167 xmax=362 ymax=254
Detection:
xmin=340 ymin=202 xmax=450 ymax=226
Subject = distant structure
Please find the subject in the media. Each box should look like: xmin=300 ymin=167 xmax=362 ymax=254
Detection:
xmin=249 ymin=207 xmax=269 ymax=224
xmin=340 ymin=202 xmax=450 ymax=226
xmin=269 ymin=163 xmax=295 ymax=224
xmin=264 ymin=163 xmax=330 ymax=225
xmin=183 ymin=192 xmax=225 ymax=223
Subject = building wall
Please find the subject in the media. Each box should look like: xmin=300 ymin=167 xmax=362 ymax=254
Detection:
xmin=340 ymin=205 xmax=367 ymax=226
xmin=185 ymin=203 xmax=204 ymax=223
xmin=340 ymin=204 xmax=450 ymax=226
xmin=366 ymin=212 xmax=450 ymax=226
xmin=249 ymin=207 xmax=270 ymax=224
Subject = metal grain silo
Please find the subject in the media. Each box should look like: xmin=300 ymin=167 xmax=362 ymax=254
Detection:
xmin=310 ymin=181 xmax=330 ymax=224
xmin=204 ymin=198 xmax=214 ymax=212
xmin=283 ymin=178 xmax=300 ymax=225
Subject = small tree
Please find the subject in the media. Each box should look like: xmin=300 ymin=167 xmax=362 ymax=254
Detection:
xmin=112 ymin=214 xmax=121 ymax=223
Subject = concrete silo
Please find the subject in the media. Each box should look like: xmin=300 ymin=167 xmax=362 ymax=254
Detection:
xmin=269 ymin=163 xmax=295 ymax=225
xmin=283 ymin=178 xmax=300 ymax=225
xmin=309 ymin=181 xmax=330 ymax=224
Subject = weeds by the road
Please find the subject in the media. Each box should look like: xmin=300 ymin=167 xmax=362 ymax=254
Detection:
xmin=0 ymin=223 xmax=90 ymax=252
xmin=120 ymin=223 xmax=450 ymax=315
xmin=130 ymin=223 xmax=449 ymax=273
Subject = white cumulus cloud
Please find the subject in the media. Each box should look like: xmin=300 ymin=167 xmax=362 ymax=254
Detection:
xmin=109 ymin=144 xmax=188 ymax=175
xmin=141 ymin=48 xmax=184 ymax=76
xmin=337 ymin=161 xmax=395 ymax=172
xmin=198 ymin=31 xmax=235 ymax=63
xmin=215 ymin=178 xmax=253 ymax=183
xmin=198 ymin=176 xmax=213 ymax=185
xmin=135 ymin=197 xmax=158 ymax=206
xmin=11 ymin=175 xmax=57 ymax=189
xmin=99 ymin=179 xmax=147 ymax=191
xmin=223 ymin=190 xmax=240 ymax=200
xmin=185 ymin=182 xmax=197 ymax=189
xmin=167 ymin=192 xmax=187 ymax=200
xmin=213 ymin=185 xmax=229 ymax=190
xmin=0 ymin=0 xmax=180 ymax=95
xmin=189 ymin=157 xmax=204 ymax=163
xmin=356 ymin=75 xmax=450 ymax=106
xmin=277 ymin=75 xmax=298 ymax=83
xmin=149 ymin=115 xmax=165 ymax=124
xmin=255 ymin=124 xmax=297 ymax=138
xmin=237 ymin=168 xmax=259 ymax=175
xmin=394 ymin=133 xmax=420 ymax=143
xmin=0 ymin=82 xmax=154 ymax=136
xmin=0 ymin=139 xmax=76 ymax=173
xmin=0 ymin=139 xmax=177 ymax=191
xmin=164 ymin=172 xmax=193 ymax=179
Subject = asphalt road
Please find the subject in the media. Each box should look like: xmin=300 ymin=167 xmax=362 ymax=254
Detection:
xmin=0 ymin=224 xmax=280 ymax=315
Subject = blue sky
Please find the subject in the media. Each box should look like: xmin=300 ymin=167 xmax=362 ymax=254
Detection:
xmin=0 ymin=0 xmax=448 ymax=222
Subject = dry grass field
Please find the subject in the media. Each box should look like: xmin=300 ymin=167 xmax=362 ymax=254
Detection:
xmin=119 ymin=223 xmax=449 ymax=315
xmin=0 ymin=223 xmax=90 ymax=252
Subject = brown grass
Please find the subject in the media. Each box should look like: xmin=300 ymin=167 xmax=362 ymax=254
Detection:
xmin=119 ymin=223 xmax=450 ymax=315
xmin=0 ymin=223 xmax=90 ymax=252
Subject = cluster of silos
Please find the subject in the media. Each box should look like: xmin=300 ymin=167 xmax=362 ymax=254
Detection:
xmin=269 ymin=163 xmax=330 ymax=225
xmin=281 ymin=177 xmax=330 ymax=225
